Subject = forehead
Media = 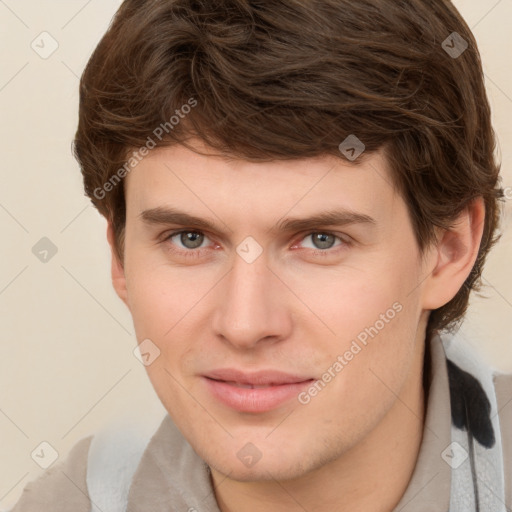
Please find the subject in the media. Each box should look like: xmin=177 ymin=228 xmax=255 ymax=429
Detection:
xmin=128 ymin=141 xmax=391 ymax=191
xmin=123 ymin=142 xmax=403 ymax=231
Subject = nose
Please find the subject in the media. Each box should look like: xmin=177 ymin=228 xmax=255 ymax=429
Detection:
xmin=211 ymin=251 xmax=292 ymax=350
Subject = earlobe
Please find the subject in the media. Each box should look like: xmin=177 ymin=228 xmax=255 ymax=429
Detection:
xmin=421 ymin=197 xmax=485 ymax=310
xmin=106 ymin=222 xmax=129 ymax=307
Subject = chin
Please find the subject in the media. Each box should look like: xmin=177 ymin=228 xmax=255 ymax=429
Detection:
xmin=208 ymin=454 xmax=312 ymax=482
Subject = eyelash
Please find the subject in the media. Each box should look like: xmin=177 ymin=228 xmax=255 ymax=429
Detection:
xmin=161 ymin=229 xmax=350 ymax=258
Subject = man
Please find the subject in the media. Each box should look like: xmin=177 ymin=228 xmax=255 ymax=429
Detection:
xmin=10 ymin=0 xmax=511 ymax=511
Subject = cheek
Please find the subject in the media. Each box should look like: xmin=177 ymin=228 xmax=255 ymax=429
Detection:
xmin=297 ymin=298 xmax=420 ymax=449
xmin=294 ymin=256 xmax=423 ymax=409
xmin=123 ymin=251 xmax=223 ymax=402
xmin=125 ymin=251 xmax=209 ymax=338
xmin=124 ymin=258 xmax=204 ymax=411
xmin=279 ymin=255 xmax=420 ymax=352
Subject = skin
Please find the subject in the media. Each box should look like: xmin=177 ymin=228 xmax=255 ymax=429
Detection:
xmin=108 ymin=139 xmax=484 ymax=512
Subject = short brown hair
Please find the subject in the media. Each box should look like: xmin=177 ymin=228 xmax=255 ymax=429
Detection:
xmin=73 ymin=0 xmax=503 ymax=336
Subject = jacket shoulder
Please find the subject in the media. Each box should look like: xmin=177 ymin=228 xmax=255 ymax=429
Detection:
xmin=8 ymin=435 xmax=93 ymax=512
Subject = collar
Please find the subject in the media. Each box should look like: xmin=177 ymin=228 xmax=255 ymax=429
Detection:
xmin=392 ymin=333 xmax=452 ymax=511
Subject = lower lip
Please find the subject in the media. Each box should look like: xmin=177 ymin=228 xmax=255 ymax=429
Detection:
xmin=203 ymin=377 xmax=314 ymax=413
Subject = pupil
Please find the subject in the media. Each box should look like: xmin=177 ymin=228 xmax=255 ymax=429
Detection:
xmin=183 ymin=232 xmax=203 ymax=248
xmin=315 ymin=233 xmax=333 ymax=249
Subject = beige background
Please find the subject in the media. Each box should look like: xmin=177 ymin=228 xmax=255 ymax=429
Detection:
xmin=0 ymin=0 xmax=511 ymax=508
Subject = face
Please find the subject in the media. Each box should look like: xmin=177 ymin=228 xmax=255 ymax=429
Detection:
xmin=117 ymin=141 xmax=435 ymax=481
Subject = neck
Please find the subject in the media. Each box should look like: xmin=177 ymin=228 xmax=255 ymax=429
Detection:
xmin=211 ymin=336 xmax=427 ymax=512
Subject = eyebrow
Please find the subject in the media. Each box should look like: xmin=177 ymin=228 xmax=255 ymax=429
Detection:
xmin=139 ymin=206 xmax=376 ymax=234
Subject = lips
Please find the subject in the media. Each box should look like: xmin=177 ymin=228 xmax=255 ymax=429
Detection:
xmin=202 ymin=369 xmax=314 ymax=413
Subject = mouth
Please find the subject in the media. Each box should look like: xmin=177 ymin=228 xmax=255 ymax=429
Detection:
xmin=217 ymin=381 xmax=282 ymax=389
xmin=202 ymin=369 xmax=315 ymax=413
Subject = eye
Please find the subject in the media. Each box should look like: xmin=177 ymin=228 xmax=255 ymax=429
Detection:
xmin=297 ymin=232 xmax=345 ymax=252
xmin=164 ymin=230 xmax=212 ymax=255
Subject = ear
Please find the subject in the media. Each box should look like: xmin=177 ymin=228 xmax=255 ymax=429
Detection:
xmin=421 ymin=197 xmax=485 ymax=310
xmin=106 ymin=221 xmax=129 ymax=307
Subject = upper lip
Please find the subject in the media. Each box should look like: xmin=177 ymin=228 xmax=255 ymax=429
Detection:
xmin=203 ymin=368 xmax=313 ymax=386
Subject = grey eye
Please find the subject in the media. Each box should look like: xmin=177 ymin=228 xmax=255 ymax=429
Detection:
xmin=176 ymin=231 xmax=205 ymax=249
xmin=309 ymin=233 xmax=337 ymax=250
